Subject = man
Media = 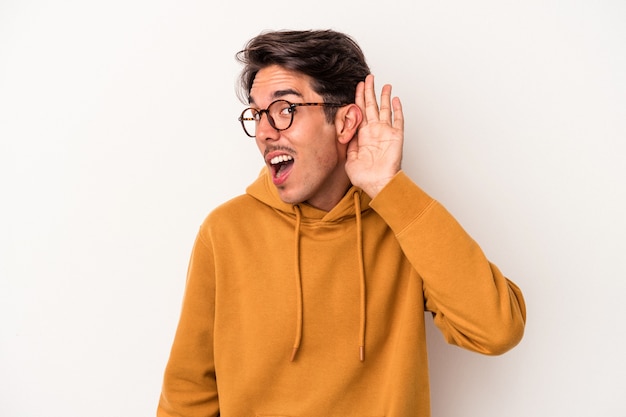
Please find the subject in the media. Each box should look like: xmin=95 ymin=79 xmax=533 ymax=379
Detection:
xmin=157 ymin=29 xmax=526 ymax=417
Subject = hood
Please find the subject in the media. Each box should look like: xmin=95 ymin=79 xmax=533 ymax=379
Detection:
xmin=246 ymin=168 xmax=371 ymax=362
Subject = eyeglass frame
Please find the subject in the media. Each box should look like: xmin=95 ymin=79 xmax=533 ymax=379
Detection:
xmin=238 ymin=99 xmax=348 ymax=138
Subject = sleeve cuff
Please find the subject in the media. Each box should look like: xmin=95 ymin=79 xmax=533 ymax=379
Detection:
xmin=369 ymin=171 xmax=436 ymax=235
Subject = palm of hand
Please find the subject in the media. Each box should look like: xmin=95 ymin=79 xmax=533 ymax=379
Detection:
xmin=346 ymin=75 xmax=404 ymax=199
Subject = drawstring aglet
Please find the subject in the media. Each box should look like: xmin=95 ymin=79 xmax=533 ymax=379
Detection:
xmin=290 ymin=347 xmax=299 ymax=362
xmin=359 ymin=346 xmax=365 ymax=362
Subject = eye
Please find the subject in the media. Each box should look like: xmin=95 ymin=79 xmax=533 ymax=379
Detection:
xmin=279 ymin=105 xmax=294 ymax=115
xmin=271 ymin=100 xmax=294 ymax=118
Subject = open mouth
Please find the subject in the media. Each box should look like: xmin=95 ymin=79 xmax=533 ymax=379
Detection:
xmin=269 ymin=154 xmax=294 ymax=179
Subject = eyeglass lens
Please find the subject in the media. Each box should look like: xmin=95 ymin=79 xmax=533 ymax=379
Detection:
xmin=240 ymin=100 xmax=294 ymax=137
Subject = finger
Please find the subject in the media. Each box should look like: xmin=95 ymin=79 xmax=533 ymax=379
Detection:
xmin=355 ymin=80 xmax=366 ymax=125
xmin=364 ymin=74 xmax=380 ymax=122
xmin=379 ymin=84 xmax=393 ymax=124
xmin=392 ymin=96 xmax=404 ymax=131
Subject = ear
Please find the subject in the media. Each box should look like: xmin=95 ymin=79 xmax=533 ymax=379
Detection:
xmin=335 ymin=104 xmax=362 ymax=145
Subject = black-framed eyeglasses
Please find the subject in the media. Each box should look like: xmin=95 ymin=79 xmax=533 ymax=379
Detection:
xmin=238 ymin=99 xmax=347 ymax=138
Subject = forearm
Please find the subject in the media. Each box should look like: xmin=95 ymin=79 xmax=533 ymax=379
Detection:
xmin=370 ymin=171 xmax=526 ymax=354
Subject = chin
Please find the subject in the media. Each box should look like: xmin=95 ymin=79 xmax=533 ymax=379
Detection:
xmin=276 ymin=189 xmax=305 ymax=206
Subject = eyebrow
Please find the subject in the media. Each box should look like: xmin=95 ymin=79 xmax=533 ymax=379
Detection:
xmin=249 ymin=89 xmax=303 ymax=105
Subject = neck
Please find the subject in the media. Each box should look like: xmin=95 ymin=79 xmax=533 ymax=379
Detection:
xmin=305 ymin=180 xmax=352 ymax=212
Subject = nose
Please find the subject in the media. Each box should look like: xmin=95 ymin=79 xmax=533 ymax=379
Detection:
xmin=255 ymin=112 xmax=280 ymax=141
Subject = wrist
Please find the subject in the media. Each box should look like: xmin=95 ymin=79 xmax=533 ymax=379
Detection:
xmin=360 ymin=174 xmax=397 ymax=199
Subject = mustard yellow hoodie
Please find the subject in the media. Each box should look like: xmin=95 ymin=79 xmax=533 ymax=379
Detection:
xmin=158 ymin=170 xmax=526 ymax=417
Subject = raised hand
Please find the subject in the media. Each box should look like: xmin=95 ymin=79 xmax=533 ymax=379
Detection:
xmin=346 ymin=74 xmax=404 ymax=199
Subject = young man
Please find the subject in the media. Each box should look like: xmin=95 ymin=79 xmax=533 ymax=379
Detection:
xmin=157 ymin=29 xmax=526 ymax=417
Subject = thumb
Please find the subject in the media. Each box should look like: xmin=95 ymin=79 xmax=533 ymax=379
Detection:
xmin=346 ymin=134 xmax=359 ymax=160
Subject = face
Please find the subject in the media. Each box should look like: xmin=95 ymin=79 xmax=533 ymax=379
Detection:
xmin=249 ymin=65 xmax=351 ymax=211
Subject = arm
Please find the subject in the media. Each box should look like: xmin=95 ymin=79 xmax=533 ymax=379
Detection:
xmin=158 ymin=232 xmax=219 ymax=417
xmin=349 ymin=76 xmax=525 ymax=354
xmin=370 ymin=173 xmax=526 ymax=354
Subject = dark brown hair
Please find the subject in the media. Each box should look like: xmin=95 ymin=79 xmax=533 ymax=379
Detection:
xmin=236 ymin=29 xmax=371 ymax=121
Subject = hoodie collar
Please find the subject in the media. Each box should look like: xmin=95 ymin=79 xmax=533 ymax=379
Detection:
xmin=246 ymin=167 xmax=371 ymax=222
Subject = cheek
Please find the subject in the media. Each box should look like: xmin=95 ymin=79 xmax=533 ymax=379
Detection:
xmin=290 ymin=119 xmax=340 ymax=167
xmin=310 ymin=126 xmax=340 ymax=161
xmin=307 ymin=142 xmax=340 ymax=173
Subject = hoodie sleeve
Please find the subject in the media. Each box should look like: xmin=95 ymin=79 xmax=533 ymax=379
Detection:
xmin=157 ymin=231 xmax=219 ymax=417
xmin=369 ymin=171 xmax=526 ymax=355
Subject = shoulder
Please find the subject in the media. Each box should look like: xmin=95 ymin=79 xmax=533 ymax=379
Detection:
xmin=198 ymin=193 xmax=271 ymax=236
xmin=203 ymin=194 xmax=258 ymax=224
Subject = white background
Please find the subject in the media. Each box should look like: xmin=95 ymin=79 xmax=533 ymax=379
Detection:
xmin=1 ymin=1 xmax=625 ymax=416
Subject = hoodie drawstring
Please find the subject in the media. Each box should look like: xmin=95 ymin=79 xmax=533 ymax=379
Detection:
xmin=354 ymin=191 xmax=367 ymax=362
xmin=290 ymin=194 xmax=367 ymax=362
xmin=291 ymin=205 xmax=304 ymax=362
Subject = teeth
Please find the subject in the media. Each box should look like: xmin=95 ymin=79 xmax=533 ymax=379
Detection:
xmin=270 ymin=155 xmax=294 ymax=165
